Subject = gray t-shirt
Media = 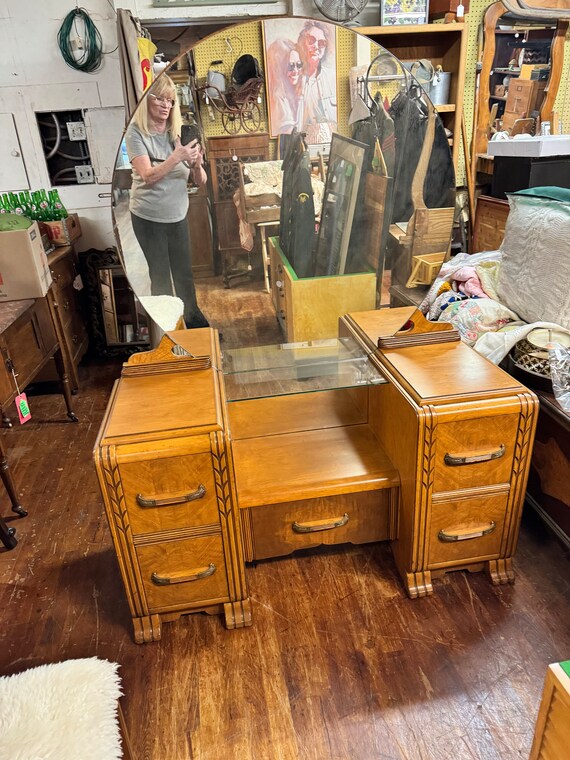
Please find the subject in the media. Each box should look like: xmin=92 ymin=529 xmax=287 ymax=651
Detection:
xmin=125 ymin=124 xmax=190 ymax=223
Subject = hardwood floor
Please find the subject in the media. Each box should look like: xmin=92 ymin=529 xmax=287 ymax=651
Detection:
xmin=1 ymin=359 xmax=569 ymax=760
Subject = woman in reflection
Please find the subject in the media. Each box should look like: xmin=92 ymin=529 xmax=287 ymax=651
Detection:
xmin=267 ymin=39 xmax=304 ymax=135
xmin=297 ymin=21 xmax=337 ymax=144
xmin=125 ymin=74 xmax=209 ymax=328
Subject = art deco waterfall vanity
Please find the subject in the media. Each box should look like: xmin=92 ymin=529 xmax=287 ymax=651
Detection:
xmin=94 ymin=309 xmax=537 ymax=643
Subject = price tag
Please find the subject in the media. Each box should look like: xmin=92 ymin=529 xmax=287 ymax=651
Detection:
xmin=15 ymin=392 xmax=32 ymax=424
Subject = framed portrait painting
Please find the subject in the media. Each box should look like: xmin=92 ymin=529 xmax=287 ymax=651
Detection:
xmin=263 ymin=19 xmax=338 ymax=144
xmin=380 ymin=0 xmax=430 ymax=25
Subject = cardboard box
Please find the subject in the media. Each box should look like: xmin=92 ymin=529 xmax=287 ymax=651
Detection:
xmin=41 ymin=213 xmax=81 ymax=247
xmin=487 ymin=135 xmax=570 ymax=158
xmin=0 ymin=221 xmax=53 ymax=301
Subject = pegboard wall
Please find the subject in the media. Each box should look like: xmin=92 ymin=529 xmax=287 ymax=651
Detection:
xmin=192 ymin=20 xmax=357 ymax=152
xmin=461 ymin=1 xmax=570 ymax=186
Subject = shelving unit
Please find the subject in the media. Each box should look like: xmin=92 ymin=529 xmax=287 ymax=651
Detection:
xmin=359 ymin=23 xmax=468 ymax=171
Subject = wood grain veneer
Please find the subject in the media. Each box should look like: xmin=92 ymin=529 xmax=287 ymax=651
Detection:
xmin=231 ymin=423 xmax=399 ymax=509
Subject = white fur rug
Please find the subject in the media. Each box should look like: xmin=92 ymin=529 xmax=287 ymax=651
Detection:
xmin=0 ymin=658 xmax=124 ymax=760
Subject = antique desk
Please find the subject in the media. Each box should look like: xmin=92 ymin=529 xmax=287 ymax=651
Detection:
xmin=95 ymin=308 xmax=538 ymax=643
xmin=0 ymin=298 xmax=77 ymax=426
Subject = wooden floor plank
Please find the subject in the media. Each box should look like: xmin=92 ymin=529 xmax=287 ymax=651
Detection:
xmin=1 ymin=358 xmax=569 ymax=760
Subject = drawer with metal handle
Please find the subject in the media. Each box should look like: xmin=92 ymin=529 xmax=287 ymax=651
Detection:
xmin=136 ymin=534 xmax=228 ymax=611
xmin=433 ymin=415 xmax=520 ymax=492
xmin=119 ymin=452 xmax=219 ymax=534
xmin=245 ymin=489 xmax=396 ymax=561
xmin=428 ymin=491 xmax=508 ymax=568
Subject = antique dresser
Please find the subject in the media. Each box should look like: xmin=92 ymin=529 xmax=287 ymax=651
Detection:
xmin=94 ymin=308 xmax=538 ymax=642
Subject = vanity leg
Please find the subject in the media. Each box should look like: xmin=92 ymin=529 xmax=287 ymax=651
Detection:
xmin=132 ymin=614 xmax=162 ymax=644
xmin=404 ymin=570 xmax=433 ymax=599
xmin=487 ymin=558 xmax=514 ymax=585
xmin=53 ymin=348 xmax=78 ymax=422
xmin=223 ymin=599 xmax=252 ymax=629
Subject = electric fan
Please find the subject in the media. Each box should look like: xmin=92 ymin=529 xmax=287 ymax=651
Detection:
xmin=314 ymin=0 xmax=369 ymax=24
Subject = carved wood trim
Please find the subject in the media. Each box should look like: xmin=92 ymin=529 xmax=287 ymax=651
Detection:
xmin=133 ymin=614 xmax=162 ymax=644
xmin=132 ymin=524 xmax=222 ymax=546
xmin=97 ymin=445 xmax=148 ymax=618
xmin=502 ymin=391 xmax=539 ymax=558
xmin=405 ymin=570 xmax=433 ymax=598
xmin=413 ymin=405 xmax=437 ymax=573
xmin=473 ymin=2 xmax=568 ymax=167
xmin=210 ymin=431 xmax=249 ymax=603
xmin=240 ymin=508 xmax=255 ymax=562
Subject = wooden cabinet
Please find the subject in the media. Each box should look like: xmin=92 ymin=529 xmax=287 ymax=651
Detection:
xmin=472 ymin=195 xmax=509 ymax=252
xmin=79 ymin=249 xmax=150 ymax=357
xmin=206 ymin=134 xmax=270 ymax=286
xmin=94 ymin=330 xmax=250 ymax=643
xmin=47 ymin=247 xmax=88 ymax=391
xmin=529 ymin=662 xmax=570 ymax=760
xmin=0 ymin=298 xmax=76 ymax=424
xmin=187 ymin=186 xmax=214 ymax=278
xmin=95 ymin=308 xmax=537 ymax=640
xmin=341 ymin=310 xmax=538 ymax=597
xmin=358 ymin=23 xmax=468 ymax=171
xmin=268 ymin=236 xmax=376 ymax=342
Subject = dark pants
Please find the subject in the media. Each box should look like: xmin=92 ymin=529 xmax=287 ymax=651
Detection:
xmin=131 ymin=213 xmax=208 ymax=328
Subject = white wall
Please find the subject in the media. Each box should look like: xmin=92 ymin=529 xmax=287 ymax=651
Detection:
xmin=0 ymin=0 xmax=123 ymax=251
xmin=117 ymin=0 xmax=380 ymax=28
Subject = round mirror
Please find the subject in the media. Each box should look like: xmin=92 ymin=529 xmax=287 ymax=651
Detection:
xmin=112 ymin=18 xmax=455 ymax=351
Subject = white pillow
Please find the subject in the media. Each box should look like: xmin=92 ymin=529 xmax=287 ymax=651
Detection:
xmin=496 ymin=193 xmax=570 ymax=330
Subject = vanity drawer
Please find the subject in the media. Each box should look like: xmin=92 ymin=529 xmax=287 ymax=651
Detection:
xmin=247 ymin=489 xmax=395 ymax=561
xmin=136 ymin=534 xmax=228 ymax=612
xmin=434 ymin=414 xmax=520 ymax=492
xmin=428 ymin=491 xmax=508 ymax=568
xmin=119 ymin=453 xmax=219 ymax=534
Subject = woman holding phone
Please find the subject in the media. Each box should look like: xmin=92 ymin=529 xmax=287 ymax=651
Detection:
xmin=125 ymin=74 xmax=209 ymax=328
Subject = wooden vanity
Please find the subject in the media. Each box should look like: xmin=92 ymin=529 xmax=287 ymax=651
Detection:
xmin=94 ymin=308 xmax=538 ymax=643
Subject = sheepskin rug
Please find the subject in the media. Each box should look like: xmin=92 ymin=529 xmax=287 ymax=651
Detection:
xmin=0 ymin=658 xmax=124 ymax=760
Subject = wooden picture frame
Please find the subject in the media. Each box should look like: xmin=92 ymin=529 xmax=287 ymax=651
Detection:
xmin=380 ymin=0 xmax=430 ymax=25
xmin=263 ymin=19 xmax=338 ymax=143
xmin=314 ymin=134 xmax=367 ymax=276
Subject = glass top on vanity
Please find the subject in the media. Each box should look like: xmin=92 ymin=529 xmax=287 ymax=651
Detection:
xmin=222 ymin=335 xmax=386 ymax=402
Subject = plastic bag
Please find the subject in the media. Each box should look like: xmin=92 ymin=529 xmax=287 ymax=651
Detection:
xmin=548 ymin=342 xmax=570 ymax=412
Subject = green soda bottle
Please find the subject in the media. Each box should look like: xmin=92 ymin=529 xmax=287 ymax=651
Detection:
xmin=51 ymin=189 xmax=68 ymax=219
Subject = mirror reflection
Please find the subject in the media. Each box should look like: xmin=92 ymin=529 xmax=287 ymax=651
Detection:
xmin=112 ymin=19 xmax=455 ymax=351
xmin=473 ymin=1 xmax=567 ymax=171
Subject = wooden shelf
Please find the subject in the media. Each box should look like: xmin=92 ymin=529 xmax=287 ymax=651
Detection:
xmin=359 ymin=24 xmax=464 ymax=37
xmin=232 ymin=423 xmax=399 ymax=509
xmin=357 ymin=22 xmax=467 ymax=173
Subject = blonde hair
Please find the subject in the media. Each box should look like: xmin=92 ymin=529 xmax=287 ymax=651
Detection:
xmin=132 ymin=74 xmax=182 ymax=142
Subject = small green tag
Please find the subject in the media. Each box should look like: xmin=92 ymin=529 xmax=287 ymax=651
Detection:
xmin=345 ymin=164 xmax=353 ymax=177
xmin=19 ymin=398 xmax=30 ymax=416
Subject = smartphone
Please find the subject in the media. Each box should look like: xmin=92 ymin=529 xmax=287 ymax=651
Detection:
xmin=181 ymin=123 xmax=201 ymax=147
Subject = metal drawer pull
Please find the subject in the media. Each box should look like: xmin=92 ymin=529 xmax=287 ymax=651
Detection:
xmin=151 ymin=563 xmax=216 ymax=586
xmin=444 ymin=444 xmax=505 ymax=466
xmin=292 ymin=513 xmax=349 ymax=534
xmin=438 ymin=521 xmax=496 ymax=543
xmin=136 ymin=484 xmax=206 ymax=508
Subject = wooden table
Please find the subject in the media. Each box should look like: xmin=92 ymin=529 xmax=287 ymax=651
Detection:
xmin=0 ymin=298 xmax=77 ymax=426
